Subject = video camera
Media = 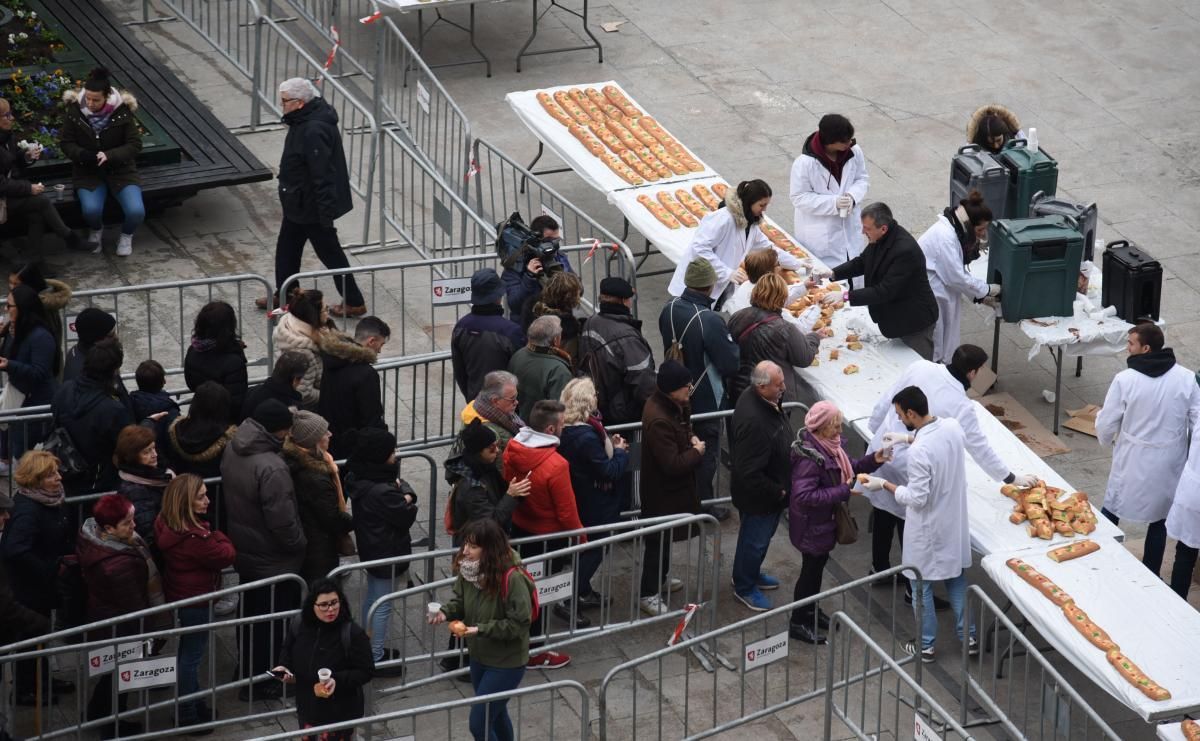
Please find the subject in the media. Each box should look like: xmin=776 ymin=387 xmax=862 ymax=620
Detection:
xmin=527 ymin=236 xmax=564 ymax=275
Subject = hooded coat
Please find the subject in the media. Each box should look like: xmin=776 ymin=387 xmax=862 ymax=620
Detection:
xmin=184 ymin=340 xmax=249 ymax=424
xmin=166 ymin=417 xmax=237 ymax=480
xmin=278 ymin=96 xmax=353 ymax=226
xmin=282 ymin=440 xmax=353 ymax=582
xmin=51 ymin=375 xmax=134 ymax=492
xmin=317 ymin=331 xmax=385 ymax=460
xmin=444 ymin=452 xmax=516 ymax=543
xmin=966 ymin=104 xmax=1022 ymax=153
xmin=726 ymin=306 xmax=820 ymax=404
xmin=2 ymin=491 xmax=72 ymax=610
xmin=345 ymin=462 xmax=419 ymax=578
xmin=789 ymin=430 xmax=881 ymax=555
xmin=59 ymin=88 xmax=142 ymax=190
xmin=502 ymin=428 xmax=584 ymax=537
xmin=279 ymin=597 xmax=374 ymax=728
xmin=219 ymin=419 xmax=306 ymax=580
xmin=273 ymin=312 xmax=324 ymax=408
xmin=38 ymin=279 xmax=72 ymax=374
xmin=639 ymin=391 xmax=703 ymax=521
xmin=76 ymin=519 xmax=150 ymax=626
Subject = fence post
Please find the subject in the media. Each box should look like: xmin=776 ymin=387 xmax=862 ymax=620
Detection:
xmin=250 ymin=15 xmax=264 ymax=130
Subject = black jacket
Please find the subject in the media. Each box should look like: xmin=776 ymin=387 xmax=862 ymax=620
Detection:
xmin=1 ymin=493 xmax=72 ymax=611
xmin=451 ymin=305 xmax=526 ymax=401
xmin=316 ymin=333 xmax=385 ymax=461
xmin=557 ymin=422 xmax=629 ymax=527
xmin=58 ymin=89 xmax=143 ymax=190
xmin=0 ymin=556 xmax=50 ymax=644
xmin=346 ymin=463 xmax=419 ymax=579
xmin=577 ymin=304 xmax=657 ymax=425
xmin=657 ymin=289 xmax=740 ymax=414
xmin=116 ymin=464 xmax=173 ymax=551
xmin=241 ymin=377 xmax=303 ymax=422
xmin=283 ymin=441 xmax=353 ymax=583
xmin=279 ymin=612 xmax=374 ymax=728
xmin=730 ymin=388 xmax=793 ymax=515
xmin=0 ymin=129 xmax=35 ymax=196
xmin=51 ymin=376 xmax=134 ymax=492
xmin=832 ymin=223 xmax=939 ymax=339
xmin=278 ymin=97 xmax=353 ymax=226
xmin=167 ymin=417 xmax=237 ymax=480
xmin=444 ymin=452 xmax=515 ymax=545
xmin=184 ymin=342 xmax=249 ymax=425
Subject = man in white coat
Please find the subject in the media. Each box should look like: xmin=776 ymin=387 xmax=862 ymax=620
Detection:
xmin=865 ymin=345 xmax=1038 ymax=586
xmin=917 ymin=191 xmax=1002 ymax=363
xmin=1165 ymin=420 xmax=1200 ymax=599
xmin=861 ymin=386 xmax=974 ymax=663
xmin=667 ymin=180 xmax=807 ymax=305
xmin=1096 ymin=323 xmax=1200 ymax=578
xmin=789 ymin=114 xmax=870 ymax=274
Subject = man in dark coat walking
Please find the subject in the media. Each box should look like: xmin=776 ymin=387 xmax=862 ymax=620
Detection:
xmin=260 ymin=78 xmax=365 ymax=317
xmin=825 ymin=202 xmax=939 ymax=359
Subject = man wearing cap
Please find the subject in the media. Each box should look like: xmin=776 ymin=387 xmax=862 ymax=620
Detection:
xmin=220 ymin=399 xmax=306 ymax=700
xmin=637 ymin=360 xmax=707 ymax=616
xmin=452 ymin=269 xmax=526 ymax=401
xmin=577 ymin=276 xmax=656 ymax=425
xmin=658 ymin=258 xmax=739 ymax=520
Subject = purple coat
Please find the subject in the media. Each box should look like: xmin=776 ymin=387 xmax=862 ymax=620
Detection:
xmin=788 ymin=430 xmax=881 ymax=556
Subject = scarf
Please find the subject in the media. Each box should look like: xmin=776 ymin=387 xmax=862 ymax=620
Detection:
xmin=811 ymin=432 xmax=853 ymax=484
xmin=811 ymin=132 xmax=854 ymax=184
xmin=81 ymin=518 xmax=168 ymax=615
xmin=81 ymin=89 xmax=122 ymax=134
xmin=323 ymin=451 xmax=349 ymax=514
xmin=17 ymin=484 xmax=65 ymax=507
xmin=118 ymin=465 xmax=174 ymax=489
xmin=473 ymin=395 xmax=524 ymax=435
xmin=459 ymin=558 xmax=481 ymax=586
xmin=190 ymin=336 xmax=218 ymax=353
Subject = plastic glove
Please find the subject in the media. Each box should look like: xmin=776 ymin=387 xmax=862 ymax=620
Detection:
xmin=820 ymin=291 xmax=843 ymax=306
xmin=1011 ymin=473 xmax=1039 ymax=488
xmin=797 ymin=305 xmax=822 ymax=334
xmin=835 ymin=194 xmax=853 ymax=211
xmin=987 ymin=284 xmax=1002 ymax=298
xmin=732 ymin=266 xmax=749 ymax=285
xmin=811 ymin=266 xmax=833 ymax=281
xmin=980 ymin=295 xmax=1000 ymax=308
xmin=881 ymin=432 xmax=913 ymax=448
xmin=786 ymin=281 xmax=809 ymax=304
xmin=858 ymin=475 xmax=887 ymax=491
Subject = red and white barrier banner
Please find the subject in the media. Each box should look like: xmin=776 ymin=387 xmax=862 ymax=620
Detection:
xmin=667 ymin=603 xmax=700 ymax=646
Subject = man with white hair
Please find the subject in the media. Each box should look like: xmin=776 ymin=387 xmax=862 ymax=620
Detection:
xmin=257 ymin=78 xmax=365 ymax=317
xmin=508 ymin=315 xmax=572 ymax=421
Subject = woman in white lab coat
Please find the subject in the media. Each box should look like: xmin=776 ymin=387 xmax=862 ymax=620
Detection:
xmin=917 ymin=191 xmax=1001 ymax=363
xmin=1166 ymin=414 xmax=1200 ymax=599
xmin=788 ymin=114 xmax=870 ymax=271
xmin=667 ymin=179 xmax=806 ymax=303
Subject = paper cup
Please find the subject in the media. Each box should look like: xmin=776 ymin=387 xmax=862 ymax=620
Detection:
xmin=317 ymin=668 xmax=332 ymax=683
xmin=427 ymin=602 xmax=442 ymax=620
xmin=838 ymin=206 xmax=849 ymax=218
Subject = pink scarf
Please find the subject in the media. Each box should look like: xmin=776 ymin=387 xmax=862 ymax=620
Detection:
xmin=812 ymin=433 xmax=853 ymax=484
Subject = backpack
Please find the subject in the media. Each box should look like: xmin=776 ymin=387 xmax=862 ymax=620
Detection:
xmin=501 ymin=565 xmax=540 ymax=623
xmin=664 ymin=298 xmax=704 ymax=365
xmin=495 ymin=212 xmax=536 ymax=269
xmin=289 ymin=614 xmax=352 ymax=657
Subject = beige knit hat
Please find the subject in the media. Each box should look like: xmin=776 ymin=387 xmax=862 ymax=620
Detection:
xmin=290 ymin=410 xmax=330 ymax=448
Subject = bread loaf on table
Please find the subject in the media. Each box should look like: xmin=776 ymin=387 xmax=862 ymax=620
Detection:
xmin=621 ymin=116 xmax=660 ymax=148
xmin=638 ymin=194 xmax=681 ymax=229
xmin=712 ymin=183 xmax=728 ymax=199
xmin=692 ymin=184 xmax=721 ymax=211
xmin=566 ymin=123 xmax=605 ymax=157
xmin=657 ymin=192 xmax=698 ymax=228
xmin=1106 ymin=650 xmax=1171 ymax=701
xmin=598 ymin=152 xmax=643 ymax=185
xmin=602 ymin=85 xmax=641 ymax=118
xmin=619 ymin=150 xmax=658 ymax=181
xmin=552 ymin=91 xmax=592 ymax=126
xmin=675 ymin=189 xmax=711 ymax=219
xmin=1182 ymin=718 xmax=1200 ymax=741
xmin=537 ymin=92 xmax=574 ymax=126
xmin=1062 ymin=603 xmax=1119 ymax=651
xmin=1048 ymin=540 xmax=1099 ymax=563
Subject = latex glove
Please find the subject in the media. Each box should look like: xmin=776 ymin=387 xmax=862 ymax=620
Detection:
xmin=980 ymin=295 xmax=1000 ymax=308
xmin=987 ymin=284 xmax=1002 ymax=298
xmin=786 ymin=281 xmax=808 ymax=303
xmin=1011 ymin=473 xmax=1039 ymax=488
xmin=835 ymin=194 xmax=853 ymax=211
xmin=811 ymin=266 xmax=833 ymax=281
xmin=881 ymin=432 xmax=913 ymax=448
xmin=732 ymin=266 xmax=749 ymax=285
xmin=820 ymin=290 xmax=843 ymax=306
xmin=796 ymin=305 xmax=822 ymax=334
xmin=858 ymin=475 xmax=887 ymax=491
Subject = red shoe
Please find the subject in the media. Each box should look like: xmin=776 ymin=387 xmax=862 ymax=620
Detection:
xmin=328 ymin=303 xmax=367 ymax=318
xmin=527 ymin=650 xmax=571 ymax=670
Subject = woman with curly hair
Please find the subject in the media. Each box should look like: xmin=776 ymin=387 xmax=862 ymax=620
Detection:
xmin=523 ymin=270 xmax=583 ymax=359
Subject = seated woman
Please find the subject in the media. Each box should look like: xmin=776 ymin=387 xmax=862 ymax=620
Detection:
xmin=967 ymin=104 xmax=1023 ymax=154
xmin=59 ymin=67 xmax=145 ymax=257
xmin=0 ymin=97 xmax=81 ymax=251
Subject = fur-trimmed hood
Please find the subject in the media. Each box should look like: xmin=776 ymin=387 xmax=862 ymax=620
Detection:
xmin=725 ymin=187 xmax=750 ymax=231
xmin=282 ymin=438 xmax=335 ymax=475
xmin=168 ymin=417 xmax=236 ymax=462
xmin=39 ymin=279 xmax=72 ymax=312
xmin=966 ymin=104 xmax=1020 ymax=143
xmin=62 ymin=88 xmax=138 ymax=113
xmin=317 ymin=330 xmax=377 ymax=365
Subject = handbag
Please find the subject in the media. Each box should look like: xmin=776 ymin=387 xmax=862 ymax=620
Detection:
xmin=38 ymin=425 xmax=90 ymax=479
xmin=0 ymin=379 xmax=27 ymax=431
xmin=834 ymin=501 xmax=859 ymax=545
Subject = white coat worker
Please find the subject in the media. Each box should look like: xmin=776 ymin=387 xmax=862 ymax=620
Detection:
xmin=1096 ymin=322 xmax=1200 ymax=579
xmin=789 ymin=113 xmax=870 ymax=274
xmin=917 ymin=190 xmax=1002 ymax=363
xmin=860 ymin=386 xmax=974 ymax=663
xmin=723 ymin=248 xmax=818 ymax=332
xmin=1165 ymin=405 xmax=1200 ymax=600
xmin=865 ymin=345 xmax=1038 ymax=584
xmin=668 ymin=179 xmax=807 ymax=305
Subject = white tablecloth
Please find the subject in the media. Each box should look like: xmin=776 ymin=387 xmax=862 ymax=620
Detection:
xmin=982 ymin=545 xmax=1200 ymax=721
xmin=606 ymin=176 xmax=729 ymax=265
xmin=1157 ymin=722 xmax=1189 ymax=741
xmin=377 ymin=0 xmax=506 ymax=9
xmin=505 ymin=80 xmax=719 ymax=193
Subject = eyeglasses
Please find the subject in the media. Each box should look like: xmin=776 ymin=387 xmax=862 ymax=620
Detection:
xmin=0 ymin=112 xmax=14 ymax=120
xmin=314 ymin=599 xmax=340 ymax=610
xmin=500 ymin=394 xmax=518 ymax=403
xmin=280 ymin=96 xmax=297 ymax=105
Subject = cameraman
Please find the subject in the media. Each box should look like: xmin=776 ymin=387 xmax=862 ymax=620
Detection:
xmin=503 ymin=216 xmax=574 ymax=321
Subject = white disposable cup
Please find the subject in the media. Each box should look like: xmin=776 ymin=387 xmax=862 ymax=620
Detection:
xmin=838 ymin=206 xmax=849 ymax=218
xmin=54 ymin=184 xmax=65 ymax=201
xmin=427 ymin=602 xmax=442 ymax=620
xmin=317 ymin=668 xmax=332 ymax=683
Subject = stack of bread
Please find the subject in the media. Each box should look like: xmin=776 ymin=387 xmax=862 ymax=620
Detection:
xmin=999 ymin=480 xmax=1098 ymax=539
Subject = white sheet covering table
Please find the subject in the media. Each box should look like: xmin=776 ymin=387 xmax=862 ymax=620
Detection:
xmin=982 ymin=544 xmax=1200 ymax=721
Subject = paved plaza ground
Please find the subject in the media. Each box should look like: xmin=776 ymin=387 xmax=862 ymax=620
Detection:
xmin=10 ymin=0 xmax=1200 ymax=738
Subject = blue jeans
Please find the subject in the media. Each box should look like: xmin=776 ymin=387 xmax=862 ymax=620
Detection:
xmin=76 ymin=183 xmax=145 ymax=234
xmin=468 ymin=663 xmax=526 ymax=741
xmin=177 ymin=606 xmax=210 ymax=714
xmin=362 ymin=574 xmax=395 ymax=662
xmin=731 ymin=509 xmax=781 ymax=596
xmin=912 ymin=574 xmax=973 ymax=651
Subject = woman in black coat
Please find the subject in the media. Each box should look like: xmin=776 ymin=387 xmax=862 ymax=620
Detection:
xmin=114 ymin=424 xmax=174 ymax=552
xmin=274 ymin=578 xmax=374 ymax=740
xmin=0 ymin=284 xmax=61 ymax=455
xmin=283 ymin=412 xmax=353 ymax=583
xmin=184 ymin=301 xmax=249 ymax=424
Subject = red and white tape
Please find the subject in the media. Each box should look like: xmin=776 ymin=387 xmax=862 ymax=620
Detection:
xmin=667 ymin=603 xmax=700 ymax=646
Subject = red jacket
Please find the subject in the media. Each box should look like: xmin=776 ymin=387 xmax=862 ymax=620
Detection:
xmin=154 ymin=517 xmax=237 ymax=602
xmin=503 ymin=429 xmax=586 ymax=539
xmin=77 ymin=522 xmax=150 ymax=627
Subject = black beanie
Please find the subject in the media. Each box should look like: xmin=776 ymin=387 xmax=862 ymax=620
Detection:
xmin=251 ymin=399 xmax=293 ymax=433
xmin=656 ymin=360 xmax=692 ymax=394
xmin=74 ymin=308 xmax=117 ymax=346
xmin=346 ymin=428 xmax=398 ymax=464
xmin=460 ymin=419 xmax=497 ymax=455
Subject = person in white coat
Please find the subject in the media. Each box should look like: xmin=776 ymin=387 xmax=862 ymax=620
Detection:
xmin=860 ymin=386 xmax=974 ymax=663
xmin=667 ymin=180 xmax=806 ymax=305
xmin=1096 ymin=323 xmax=1200 ymax=578
xmin=865 ymin=345 xmax=1037 ymax=584
xmin=789 ymin=114 xmax=869 ymax=273
xmin=1166 ymin=408 xmax=1200 ymax=599
xmin=917 ymin=191 xmax=1002 ymax=363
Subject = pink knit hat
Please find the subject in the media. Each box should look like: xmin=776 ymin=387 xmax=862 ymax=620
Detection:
xmin=805 ymin=400 xmax=841 ymax=431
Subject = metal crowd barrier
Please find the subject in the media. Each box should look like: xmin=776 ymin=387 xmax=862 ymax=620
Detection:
xmin=0 ymin=575 xmax=307 ymax=740
xmin=963 ymin=586 xmax=1121 ymax=739
xmin=597 ymin=566 xmax=918 ymax=740
xmin=255 ymin=680 xmax=590 ymax=741
xmin=825 ymin=611 xmax=974 ymax=741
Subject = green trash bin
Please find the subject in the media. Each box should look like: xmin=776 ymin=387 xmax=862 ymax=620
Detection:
xmin=987 ymin=216 xmax=1083 ymax=321
xmin=996 ymin=139 xmax=1058 ymax=218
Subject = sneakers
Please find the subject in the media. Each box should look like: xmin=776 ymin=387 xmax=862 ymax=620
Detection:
xmin=756 ymin=573 xmax=781 ymax=591
xmin=527 ymin=650 xmax=570 ymax=670
xmin=85 ymin=229 xmax=102 ymax=254
xmin=735 ymin=589 xmax=771 ymax=612
xmin=116 ymin=233 xmax=133 ymax=257
xmin=661 ymin=577 xmax=684 ymax=593
xmin=966 ymin=636 xmax=980 ymax=657
xmin=213 ymin=594 xmax=239 ymax=617
xmin=903 ymin=641 xmax=936 ymax=664
xmin=639 ymin=594 xmax=668 ymax=616
xmin=551 ymin=602 xmax=592 ymax=629
xmin=328 ymin=303 xmax=367 ymax=318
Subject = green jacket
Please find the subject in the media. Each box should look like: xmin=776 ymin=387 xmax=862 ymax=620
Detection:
xmin=508 ymin=346 xmax=572 ymax=421
xmin=440 ymin=551 xmax=533 ymax=669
